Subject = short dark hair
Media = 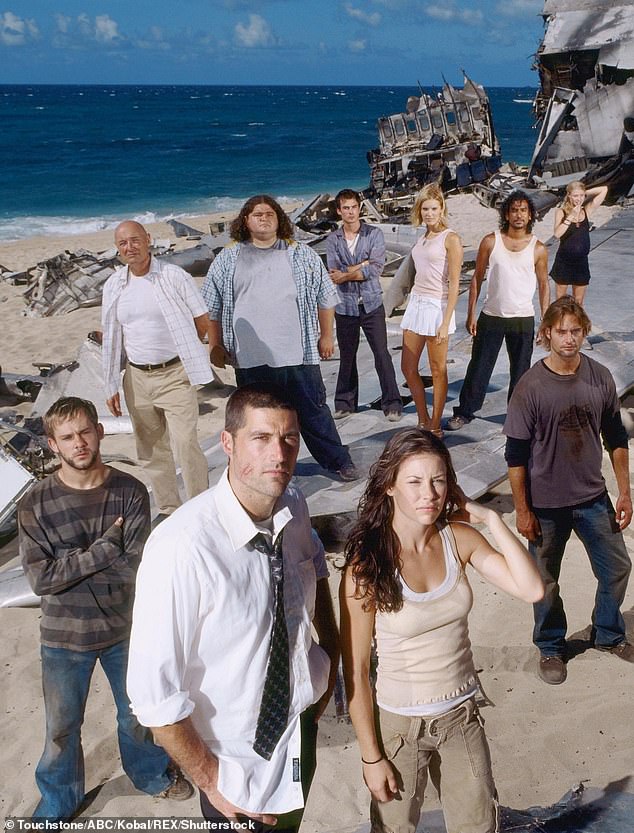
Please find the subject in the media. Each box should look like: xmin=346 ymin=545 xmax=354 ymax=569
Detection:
xmin=335 ymin=189 xmax=361 ymax=208
xmin=229 ymin=195 xmax=294 ymax=242
xmin=43 ymin=396 xmax=99 ymax=438
xmin=343 ymin=428 xmax=461 ymax=613
xmin=224 ymin=383 xmax=297 ymax=435
xmin=499 ymin=189 xmax=536 ymax=232
xmin=538 ymin=296 xmax=592 ymax=346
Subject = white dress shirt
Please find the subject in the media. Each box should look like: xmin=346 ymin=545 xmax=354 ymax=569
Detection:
xmin=127 ymin=470 xmax=330 ymax=814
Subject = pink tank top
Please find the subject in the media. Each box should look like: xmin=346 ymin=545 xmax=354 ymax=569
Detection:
xmin=411 ymin=229 xmax=452 ymax=301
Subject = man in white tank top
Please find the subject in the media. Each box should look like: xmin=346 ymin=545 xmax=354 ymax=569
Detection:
xmin=447 ymin=190 xmax=549 ymax=431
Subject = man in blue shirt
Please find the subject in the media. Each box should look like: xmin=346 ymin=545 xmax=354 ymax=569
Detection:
xmin=326 ymin=189 xmax=402 ymax=421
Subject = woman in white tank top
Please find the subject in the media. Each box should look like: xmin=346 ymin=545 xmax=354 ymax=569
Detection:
xmin=400 ymin=185 xmax=463 ymax=437
xmin=340 ymin=428 xmax=543 ymax=833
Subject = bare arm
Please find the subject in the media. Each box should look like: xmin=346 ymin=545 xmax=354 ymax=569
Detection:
xmin=451 ymin=505 xmax=544 ymax=602
xmin=553 ymin=207 xmax=569 ymax=239
xmin=312 ymin=577 xmax=340 ymax=720
xmin=339 ymin=570 xmax=399 ymax=804
xmin=609 ymin=446 xmax=632 ymax=530
xmin=208 ymin=318 xmax=231 ymax=368
xmin=318 ymin=306 xmax=335 ymax=359
xmin=437 ymin=232 xmax=463 ymax=342
xmin=584 ymin=185 xmax=608 ymax=218
xmin=151 ymin=718 xmax=277 ymax=825
xmin=507 ymin=465 xmax=542 ymax=542
xmin=534 ymin=241 xmax=550 ymax=319
xmin=466 ymin=234 xmax=494 ymax=336
xmin=194 ymin=313 xmax=210 ymax=342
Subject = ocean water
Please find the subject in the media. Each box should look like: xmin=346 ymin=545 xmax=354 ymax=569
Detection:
xmin=0 ymin=84 xmax=538 ymax=242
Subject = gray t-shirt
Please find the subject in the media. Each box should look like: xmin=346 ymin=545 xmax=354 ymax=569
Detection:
xmin=232 ymin=240 xmax=303 ymax=369
xmin=504 ymin=355 xmax=624 ymax=508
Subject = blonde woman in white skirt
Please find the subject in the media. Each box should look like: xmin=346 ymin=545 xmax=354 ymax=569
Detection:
xmin=401 ymin=184 xmax=463 ymax=437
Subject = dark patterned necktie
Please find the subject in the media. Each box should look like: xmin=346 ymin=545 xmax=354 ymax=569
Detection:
xmin=252 ymin=530 xmax=290 ymax=760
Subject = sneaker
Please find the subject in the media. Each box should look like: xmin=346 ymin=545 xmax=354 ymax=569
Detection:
xmin=446 ymin=414 xmax=470 ymax=431
xmin=333 ymin=410 xmax=353 ymax=420
xmin=337 ymin=462 xmax=360 ymax=482
xmin=386 ymin=411 xmax=402 ymax=422
xmin=538 ymin=655 xmax=567 ymax=685
xmin=595 ymin=640 xmax=634 ymax=662
xmin=155 ymin=766 xmax=194 ymax=801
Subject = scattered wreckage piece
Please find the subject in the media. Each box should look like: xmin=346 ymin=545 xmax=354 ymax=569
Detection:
xmin=365 ymin=72 xmax=502 ymax=216
xmin=8 ymin=241 xmax=174 ymax=318
xmin=472 ymin=171 xmax=560 ymax=218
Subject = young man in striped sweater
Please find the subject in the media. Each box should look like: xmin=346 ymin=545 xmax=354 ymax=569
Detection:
xmin=19 ymin=396 xmax=192 ymax=821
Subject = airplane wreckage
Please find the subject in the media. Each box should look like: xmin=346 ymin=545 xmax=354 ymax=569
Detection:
xmin=363 ymin=73 xmax=502 ymax=216
xmin=474 ymin=0 xmax=634 ymax=211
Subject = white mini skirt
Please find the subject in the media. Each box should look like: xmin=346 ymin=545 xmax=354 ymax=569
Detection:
xmin=400 ymin=294 xmax=456 ymax=337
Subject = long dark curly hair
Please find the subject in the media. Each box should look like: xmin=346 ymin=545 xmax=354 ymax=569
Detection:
xmin=344 ymin=428 xmax=461 ymax=613
xmin=230 ymin=194 xmax=295 ymax=242
xmin=499 ymin=189 xmax=536 ymax=232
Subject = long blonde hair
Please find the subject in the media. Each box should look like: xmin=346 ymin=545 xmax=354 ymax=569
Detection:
xmin=411 ymin=183 xmax=448 ymax=229
xmin=561 ymin=181 xmax=586 ymax=216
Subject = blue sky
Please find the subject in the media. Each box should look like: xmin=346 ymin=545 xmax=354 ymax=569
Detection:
xmin=1 ymin=0 xmax=545 ymax=85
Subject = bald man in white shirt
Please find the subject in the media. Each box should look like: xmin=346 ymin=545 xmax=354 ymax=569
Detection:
xmin=102 ymin=221 xmax=213 ymax=519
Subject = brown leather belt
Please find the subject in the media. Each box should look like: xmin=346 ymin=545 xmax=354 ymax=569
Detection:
xmin=128 ymin=356 xmax=180 ymax=372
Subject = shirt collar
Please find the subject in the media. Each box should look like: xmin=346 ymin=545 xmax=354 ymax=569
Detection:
xmin=214 ymin=468 xmax=293 ymax=551
xmin=122 ymin=255 xmax=161 ymax=285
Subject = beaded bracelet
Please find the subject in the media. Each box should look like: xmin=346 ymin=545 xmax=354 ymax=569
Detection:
xmin=361 ymin=755 xmax=385 ymax=765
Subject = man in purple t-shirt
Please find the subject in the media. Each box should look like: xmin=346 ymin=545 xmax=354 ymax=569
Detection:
xmin=504 ymin=297 xmax=633 ymax=685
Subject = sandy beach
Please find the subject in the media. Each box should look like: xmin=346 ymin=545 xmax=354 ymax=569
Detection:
xmin=1 ymin=194 xmax=631 ymax=830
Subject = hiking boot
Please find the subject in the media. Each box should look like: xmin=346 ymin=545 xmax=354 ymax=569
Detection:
xmin=155 ymin=767 xmax=194 ymax=801
xmin=446 ymin=414 xmax=471 ymax=431
xmin=595 ymin=640 xmax=634 ymax=662
xmin=538 ymin=655 xmax=567 ymax=685
xmin=337 ymin=463 xmax=360 ymax=482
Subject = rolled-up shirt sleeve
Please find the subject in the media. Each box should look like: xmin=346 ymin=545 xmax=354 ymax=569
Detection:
xmin=127 ymin=529 xmax=202 ymax=727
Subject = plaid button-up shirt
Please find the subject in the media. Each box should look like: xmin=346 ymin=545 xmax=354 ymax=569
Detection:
xmin=102 ymin=257 xmax=213 ymax=399
xmin=201 ymin=240 xmax=338 ymax=366
xmin=325 ymin=221 xmax=386 ymax=316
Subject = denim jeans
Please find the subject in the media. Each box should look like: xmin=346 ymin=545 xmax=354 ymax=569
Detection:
xmin=371 ymin=699 xmax=498 ymax=833
xmin=454 ymin=312 xmax=534 ymax=420
xmin=335 ymin=306 xmax=402 ymax=415
xmin=235 ymin=364 xmax=352 ymax=471
xmin=530 ymin=493 xmax=632 ymax=657
xmin=34 ymin=640 xmax=170 ymax=821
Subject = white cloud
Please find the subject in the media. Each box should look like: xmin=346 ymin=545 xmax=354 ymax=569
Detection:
xmin=496 ymin=0 xmax=541 ymax=16
xmin=426 ymin=3 xmax=482 ymax=23
xmin=345 ymin=3 xmax=381 ymax=25
xmin=348 ymin=38 xmax=367 ymax=51
xmin=95 ymin=14 xmax=121 ymax=43
xmin=0 ymin=11 xmax=39 ymax=46
xmin=234 ymin=13 xmax=276 ymax=47
xmin=54 ymin=13 xmax=71 ymax=34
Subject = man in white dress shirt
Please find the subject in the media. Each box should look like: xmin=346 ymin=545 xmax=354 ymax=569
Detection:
xmin=102 ymin=220 xmax=212 ymax=519
xmin=127 ymin=384 xmax=339 ymax=831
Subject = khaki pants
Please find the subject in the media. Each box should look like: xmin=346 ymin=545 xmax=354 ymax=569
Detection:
xmin=371 ymin=699 xmax=498 ymax=833
xmin=123 ymin=361 xmax=208 ymax=514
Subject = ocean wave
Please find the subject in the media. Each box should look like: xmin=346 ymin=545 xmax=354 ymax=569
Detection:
xmin=0 ymin=211 xmax=159 ymax=243
xmin=0 ymin=199 xmax=306 ymax=243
